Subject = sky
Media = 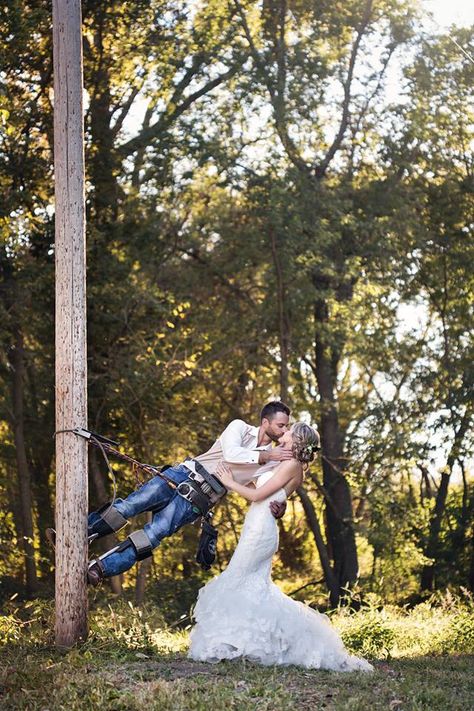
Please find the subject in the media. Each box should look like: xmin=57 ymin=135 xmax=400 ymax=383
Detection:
xmin=424 ymin=0 xmax=474 ymax=28
xmin=123 ymin=0 xmax=474 ymax=138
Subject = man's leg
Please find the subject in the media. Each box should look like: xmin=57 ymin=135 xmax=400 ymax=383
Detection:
xmin=87 ymin=465 xmax=190 ymax=539
xmin=89 ymin=493 xmax=199 ymax=582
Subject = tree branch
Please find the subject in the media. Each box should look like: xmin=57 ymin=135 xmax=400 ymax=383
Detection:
xmin=233 ymin=0 xmax=312 ymax=177
xmin=111 ymin=84 xmax=144 ymax=138
xmin=118 ymin=60 xmax=244 ymax=157
xmin=316 ymin=0 xmax=373 ymax=178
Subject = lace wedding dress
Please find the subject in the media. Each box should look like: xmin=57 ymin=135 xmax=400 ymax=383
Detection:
xmin=188 ymin=470 xmax=373 ymax=671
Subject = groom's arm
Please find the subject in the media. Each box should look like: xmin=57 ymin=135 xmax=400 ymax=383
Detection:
xmin=220 ymin=419 xmax=292 ymax=465
xmin=219 ymin=419 xmax=262 ymax=464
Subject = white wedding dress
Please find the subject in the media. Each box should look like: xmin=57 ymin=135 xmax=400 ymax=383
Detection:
xmin=188 ymin=470 xmax=373 ymax=671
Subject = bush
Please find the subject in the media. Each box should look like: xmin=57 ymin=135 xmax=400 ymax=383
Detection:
xmin=340 ymin=612 xmax=395 ymax=659
xmin=0 ymin=613 xmax=22 ymax=646
xmin=0 ymin=598 xmax=55 ymax=648
xmin=439 ymin=610 xmax=474 ymax=654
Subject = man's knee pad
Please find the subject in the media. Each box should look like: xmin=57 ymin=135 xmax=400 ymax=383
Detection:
xmin=127 ymin=529 xmax=154 ymax=561
xmin=95 ymin=503 xmax=128 ymax=535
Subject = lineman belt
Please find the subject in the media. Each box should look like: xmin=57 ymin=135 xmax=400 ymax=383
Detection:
xmin=177 ymin=458 xmax=227 ymax=515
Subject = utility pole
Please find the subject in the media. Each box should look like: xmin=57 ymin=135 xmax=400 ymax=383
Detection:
xmin=53 ymin=0 xmax=88 ymax=647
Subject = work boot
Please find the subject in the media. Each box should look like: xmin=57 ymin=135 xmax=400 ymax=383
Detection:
xmin=87 ymin=559 xmax=105 ymax=586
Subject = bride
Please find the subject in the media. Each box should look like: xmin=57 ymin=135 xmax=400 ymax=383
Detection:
xmin=188 ymin=422 xmax=373 ymax=672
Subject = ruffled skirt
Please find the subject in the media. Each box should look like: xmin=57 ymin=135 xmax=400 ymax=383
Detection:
xmin=188 ymin=571 xmax=373 ymax=672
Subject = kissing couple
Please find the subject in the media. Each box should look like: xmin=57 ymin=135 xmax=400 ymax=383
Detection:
xmin=86 ymin=401 xmax=372 ymax=672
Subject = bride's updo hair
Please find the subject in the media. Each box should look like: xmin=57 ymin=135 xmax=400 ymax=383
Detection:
xmin=291 ymin=422 xmax=320 ymax=464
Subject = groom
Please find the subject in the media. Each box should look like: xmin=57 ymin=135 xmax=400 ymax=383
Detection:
xmin=87 ymin=401 xmax=292 ymax=585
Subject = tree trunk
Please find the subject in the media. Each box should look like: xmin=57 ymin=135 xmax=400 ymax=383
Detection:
xmin=269 ymin=227 xmax=290 ymax=402
xmin=5 ymin=463 xmax=27 ymax=586
xmin=231 ymin=371 xmax=250 ymax=418
xmin=297 ymin=486 xmax=339 ymax=606
xmin=1 ymin=252 xmax=40 ymax=594
xmin=313 ymin=296 xmax=358 ymax=595
xmin=469 ymin=527 xmax=474 ymax=592
xmin=89 ymin=63 xmax=119 ymax=221
xmin=421 ymin=414 xmax=470 ymax=592
xmin=31 ymin=455 xmax=55 ymax=578
xmin=418 ymin=464 xmax=433 ymax=504
xmin=135 ymin=558 xmax=152 ymax=605
xmin=86 ymin=7 xmax=121 ymax=224
xmin=53 ymin=0 xmax=88 ymax=648
xmin=24 ymin=361 xmax=55 ymax=577
xmin=89 ymin=447 xmax=108 ymax=503
xmin=8 ymin=333 xmax=38 ymax=597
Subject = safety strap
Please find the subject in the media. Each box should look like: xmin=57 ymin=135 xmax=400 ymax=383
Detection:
xmin=55 ymin=427 xmax=178 ymax=490
xmin=128 ymin=530 xmax=153 ymax=560
xmin=98 ymin=503 xmax=128 ymax=532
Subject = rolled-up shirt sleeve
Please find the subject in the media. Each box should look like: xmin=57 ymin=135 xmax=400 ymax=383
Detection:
xmin=219 ymin=419 xmax=261 ymax=464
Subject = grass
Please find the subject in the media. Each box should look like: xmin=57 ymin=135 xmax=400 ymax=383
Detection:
xmin=1 ymin=594 xmax=473 ymax=710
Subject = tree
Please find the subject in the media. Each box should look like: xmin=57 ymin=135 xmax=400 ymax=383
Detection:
xmin=227 ymin=0 xmax=418 ymax=602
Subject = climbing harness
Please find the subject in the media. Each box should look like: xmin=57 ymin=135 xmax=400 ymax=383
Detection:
xmin=178 ymin=457 xmax=227 ymax=515
xmin=54 ymin=426 xmax=223 ymax=569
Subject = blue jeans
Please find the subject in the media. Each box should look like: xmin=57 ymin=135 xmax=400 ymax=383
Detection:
xmin=88 ymin=464 xmax=199 ymax=577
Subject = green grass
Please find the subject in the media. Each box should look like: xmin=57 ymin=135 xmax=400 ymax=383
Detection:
xmin=1 ymin=595 xmax=473 ymax=710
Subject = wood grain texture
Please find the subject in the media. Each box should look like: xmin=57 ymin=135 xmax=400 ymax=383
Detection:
xmin=53 ymin=0 xmax=88 ymax=648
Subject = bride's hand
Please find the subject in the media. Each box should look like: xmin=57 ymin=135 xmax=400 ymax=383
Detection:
xmin=216 ymin=461 xmax=234 ymax=489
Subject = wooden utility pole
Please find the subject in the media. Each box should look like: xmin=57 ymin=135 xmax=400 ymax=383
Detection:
xmin=53 ymin=0 xmax=88 ymax=647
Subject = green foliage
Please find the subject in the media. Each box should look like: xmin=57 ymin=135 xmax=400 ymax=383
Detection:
xmin=0 ymin=611 xmax=23 ymax=646
xmin=333 ymin=591 xmax=474 ymax=659
xmin=87 ymin=601 xmax=167 ymax=653
xmin=448 ymin=611 xmax=474 ymax=655
xmin=1 ymin=597 xmax=474 ymax=710
xmin=364 ymin=488 xmax=432 ymax=601
xmin=0 ymin=0 xmax=473 ymax=608
xmin=0 ymin=598 xmax=54 ymax=648
xmin=340 ymin=612 xmax=395 ymax=659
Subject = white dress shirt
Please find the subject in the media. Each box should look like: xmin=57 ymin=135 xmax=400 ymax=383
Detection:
xmin=185 ymin=419 xmax=278 ymax=484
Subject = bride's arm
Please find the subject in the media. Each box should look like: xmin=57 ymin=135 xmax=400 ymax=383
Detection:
xmin=217 ymin=461 xmax=300 ymax=502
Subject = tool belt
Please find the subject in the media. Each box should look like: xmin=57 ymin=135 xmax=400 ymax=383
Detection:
xmin=177 ymin=458 xmax=227 ymax=515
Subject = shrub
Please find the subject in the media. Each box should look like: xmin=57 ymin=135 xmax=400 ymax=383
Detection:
xmin=340 ymin=612 xmax=395 ymax=659
xmin=440 ymin=610 xmax=474 ymax=654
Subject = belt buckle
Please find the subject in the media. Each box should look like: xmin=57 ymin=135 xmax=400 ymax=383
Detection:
xmin=177 ymin=481 xmax=192 ymax=499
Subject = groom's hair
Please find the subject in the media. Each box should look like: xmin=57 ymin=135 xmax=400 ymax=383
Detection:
xmin=260 ymin=401 xmax=290 ymax=421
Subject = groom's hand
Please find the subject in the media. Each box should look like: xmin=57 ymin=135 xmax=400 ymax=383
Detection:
xmin=270 ymin=500 xmax=287 ymax=519
xmin=259 ymin=448 xmax=293 ymax=464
